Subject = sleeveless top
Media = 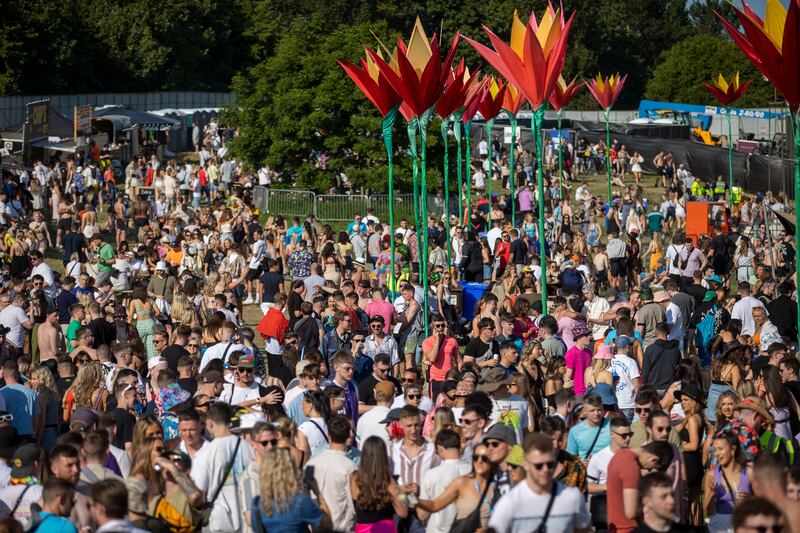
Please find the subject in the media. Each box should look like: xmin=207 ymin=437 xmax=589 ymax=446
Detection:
xmin=354 ymin=499 xmax=394 ymax=524
xmin=713 ymin=466 xmax=750 ymax=515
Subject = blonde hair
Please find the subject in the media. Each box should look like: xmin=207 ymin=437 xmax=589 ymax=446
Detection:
xmin=170 ymin=292 xmax=198 ymax=327
xmin=259 ymin=448 xmax=302 ymax=516
xmin=30 ymin=367 xmax=59 ymax=399
xmin=430 ymin=407 xmax=457 ymax=444
xmin=68 ymin=361 xmax=105 ymax=407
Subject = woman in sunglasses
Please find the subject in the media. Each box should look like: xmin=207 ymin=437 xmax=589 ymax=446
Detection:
xmin=415 ymin=437 xmax=494 ymax=531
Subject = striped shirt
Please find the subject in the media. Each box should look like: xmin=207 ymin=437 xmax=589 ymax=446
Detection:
xmin=390 ymin=440 xmax=441 ymax=486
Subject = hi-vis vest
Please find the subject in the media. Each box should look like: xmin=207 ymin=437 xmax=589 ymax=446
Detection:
xmin=714 ymin=179 xmax=726 ymax=194
xmin=731 ymin=186 xmax=743 ymax=204
xmin=691 ymin=181 xmax=703 ymax=197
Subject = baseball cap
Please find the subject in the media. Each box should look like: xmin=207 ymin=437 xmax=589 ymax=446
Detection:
xmin=148 ymin=357 xmax=167 ymax=371
xmin=374 ymin=381 xmax=395 ymax=399
xmin=614 ymin=335 xmax=634 ymax=349
xmin=70 ymin=407 xmax=98 ymax=431
xmin=200 ymin=370 xmax=224 ymax=384
xmin=482 ymin=423 xmax=516 ymax=445
xmin=379 ymin=408 xmax=403 ymax=424
xmin=10 ymin=444 xmax=40 ymax=478
xmin=156 ymin=261 xmax=168 ymax=271
xmin=237 ymin=353 xmax=256 ymax=369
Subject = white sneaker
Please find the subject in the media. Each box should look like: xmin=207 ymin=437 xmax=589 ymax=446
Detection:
xmin=243 ymin=296 xmax=254 ymax=304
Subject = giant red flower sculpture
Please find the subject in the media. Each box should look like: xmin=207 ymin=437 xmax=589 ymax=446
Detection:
xmin=368 ymin=17 xmax=459 ymax=118
xmin=716 ymin=0 xmax=800 ymax=111
xmin=704 ymin=72 xmax=751 ymax=107
xmin=549 ymin=76 xmax=581 ymax=111
xmin=502 ymin=84 xmax=525 ymax=115
xmin=436 ymin=59 xmax=481 ymax=119
xmin=586 ymin=73 xmax=626 ymax=110
xmin=337 ymin=50 xmax=402 ymax=117
xmin=477 ymin=78 xmax=508 ymax=121
xmin=464 ymin=5 xmax=574 ymax=110
xmin=461 ymin=77 xmax=487 ymax=124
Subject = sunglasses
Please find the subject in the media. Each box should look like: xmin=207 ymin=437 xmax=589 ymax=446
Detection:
xmin=460 ymin=418 xmax=479 ymax=425
xmin=402 ymin=378 xmax=416 ymax=383
xmin=473 ymin=454 xmax=491 ymax=464
xmin=406 ymin=394 xmax=421 ymax=400
xmin=237 ymin=367 xmax=253 ymax=373
xmin=352 ymin=338 xmax=365 ymax=343
xmin=613 ymin=432 xmax=633 ymax=439
xmin=635 ymin=407 xmax=651 ymax=414
xmin=370 ymin=324 xmax=383 ymax=329
xmin=485 ymin=440 xmax=504 ymax=448
xmin=259 ymin=439 xmax=278 ymax=447
xmin=187 ymin=344 xmax=199 ymax=348
xmin=528 ymin=460 xmax=558 ymax=471
xmin=0 ymin=413 xmax=14 ymax=423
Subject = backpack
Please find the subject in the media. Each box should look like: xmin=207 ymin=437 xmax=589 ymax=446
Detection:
xmin=562 ymin=268 xmax=583 ymax=288
xmin=760 ymin=430 xmax=800 ymax=466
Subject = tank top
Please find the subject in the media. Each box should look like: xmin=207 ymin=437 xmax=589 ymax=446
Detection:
xmin=714 ymin=466 xmax=750 ymax=515
xmin=354 ymin=499 xmax=395 ymax=524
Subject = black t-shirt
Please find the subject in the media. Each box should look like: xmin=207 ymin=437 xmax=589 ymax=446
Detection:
xmin=178 ymin=377 xmax=197 ymax=396
xmin=56 ymin=290 xmax=79 ymax=324
xmin=357 ymin=374 xmax=401 ymax=406
xmin=56 ymin=377 xmax=74 ymax=398
xmin=752 ymin=355 xmax=771 ymax=378
xmin=294 ymin=315 xmax=320 ymax=353
xmin=768 ymin=295 xmax=797 ymax=338
xmin=62 ymin=232 xmax=87 ymax=263
xmin=686 ymin=283 xmax=707 ymax=306
xmin=259 ymin=271 xmax=284 ymax=304
xmin=464 ymin=337 xmax=499 ymax=363
xmin=162 ymin=344 xmax=191 ymax=373
xmin=110 ymin=407 xmax=136 ymax=449
xmin=88 ymin=318 xmax=116 ymax=349
xmin=510 ymin=239 xmax=527 ymax=265
xmin=288 ymin=292 xmax=304 ymax=329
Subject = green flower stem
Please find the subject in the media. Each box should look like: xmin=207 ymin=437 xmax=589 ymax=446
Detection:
xmin=407 ymin=118 xmax=423 ymax=287
xmin=465 ymin=121 xmax=473 ymax=223
xmin=485 ymin=119 xmax=494 ymax=204
xmin=381 ymin=106 xmax=399 ymax=295
xmin=453 ymin=111 xmax=464 ymax=226
xmin=557 ymin=109 xmax=563 ymax=199
xmin=441 ymin=118 xmax=452 ymax=269
xmin=727 ymin=107 xmax=733 ymax=205
xmin=604 ymin=108 xmax=611 ymax=203
xmin=533 ymin=106 xmax=547 ymax=311
xmin=419 ymin=109 xmax=433 ymax=339
xmin=507 ymin=111 xmax=517 ymax=226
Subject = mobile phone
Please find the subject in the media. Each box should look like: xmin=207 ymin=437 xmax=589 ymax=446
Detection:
xmin=304 ymin=465 xmax=315 ymax=484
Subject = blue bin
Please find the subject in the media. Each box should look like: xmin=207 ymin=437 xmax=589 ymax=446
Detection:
xmin=458 ymin=281 xmax=488 ymax=322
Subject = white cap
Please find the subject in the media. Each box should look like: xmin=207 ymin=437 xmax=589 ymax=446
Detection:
xmin=147 ymin=357 xmax=167 ymax=371
xmin=233 ymin=410 xmax=267 ymax=433
xmin=156 ymin=261 xmax=168 ymax=271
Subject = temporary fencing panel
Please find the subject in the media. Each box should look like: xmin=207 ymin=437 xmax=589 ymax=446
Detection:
xmin=316 ymin=194 xmax=369 ymax=221
xmin=370 ymin=194 xmax=416 ymax=223
xmin=265 ymin=189 xmax=315 ymax=218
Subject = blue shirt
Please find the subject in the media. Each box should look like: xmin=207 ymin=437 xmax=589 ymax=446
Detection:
xmin=35 ymin=512 xmax=78 ymax=533
xmin=566 ymin=418 xmax=611 ymax=461
xmin=253 ymin=493 xmax=323 ymax=533
xmin=0 ymin=384 xmax=39 ymax=436
xmin=603 ymin=329 xmax=644 ymax=346
xmin=285 ymin=225 xmax=303 ymax=245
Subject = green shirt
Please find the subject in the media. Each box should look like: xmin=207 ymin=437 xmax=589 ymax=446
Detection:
xmin=647 ymin=211 xmax=663 ymax=233
xmin=65 ymin=319 xmax=81 ymax=352
xmin=97 ymin=243 xmax=115 ymax=272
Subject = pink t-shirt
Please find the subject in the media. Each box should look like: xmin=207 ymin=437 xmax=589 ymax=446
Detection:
xmin=564 ymin=345 xmax=592 ymax=396
xmin=365 ymin=300 xmax=397 ymax=334
xmin=558 ymin=316 xmax=579 ymax=349
xmin=421 ymin=336 xmax=459 ymax=381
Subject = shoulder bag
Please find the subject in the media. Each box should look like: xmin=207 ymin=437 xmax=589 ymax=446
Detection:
xmin=448 ymin=478 xmax=493 ymax=533
xmin=534 ymin=482 xmax=558 ymax=533
xmin=196 ymin=437 xmax=242 ymax=526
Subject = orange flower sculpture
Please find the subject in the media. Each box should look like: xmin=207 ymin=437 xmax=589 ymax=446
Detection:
xmin=704 ymin=72 xmax=751 ymax=106
xmin=368 ymin=17 xmax=459 ymax=118
xmin=586 ymin=73 xmax=626 ymax=110
xmin=549 ymin=76 xmax=581 ymax=111
xmin=502 ymin=84 xmax=525 ymax=115
xmin=716 ymin=0 xmax=800 ymax=111
xmin=464 ymin=4 xmax=574 ymax=110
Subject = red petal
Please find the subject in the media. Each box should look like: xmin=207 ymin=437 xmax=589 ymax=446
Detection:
xmin=781 ymin=0 xmax=800 ymax=107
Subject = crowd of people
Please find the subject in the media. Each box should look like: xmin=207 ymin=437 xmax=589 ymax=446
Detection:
xmin=0 ymin=125 xmax=796 ymax=533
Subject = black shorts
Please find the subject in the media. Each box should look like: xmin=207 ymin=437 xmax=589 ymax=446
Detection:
xmin=57 ymin=218 xmax=71 ymax=232
xmin=246 ymin=267 xmax=261 ymax=281
xmin=610 ymin=257 xmax=627 ymax=277
xmin=115 ymin=218 xmax=126 ymax=231
xmin=134 ymin=217 xmax=149 ymax=228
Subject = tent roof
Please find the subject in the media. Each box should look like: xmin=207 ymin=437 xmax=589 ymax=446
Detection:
xmin=93 ymin=106 xmax=179 ymax=130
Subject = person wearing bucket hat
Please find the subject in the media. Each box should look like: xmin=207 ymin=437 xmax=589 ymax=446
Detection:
xmin=0 ymin=443 xmax=43 ymax=529
xmin=565 ymin=322 xmax=593 ymax=397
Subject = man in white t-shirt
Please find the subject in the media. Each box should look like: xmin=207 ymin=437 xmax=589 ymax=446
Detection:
xmin=586 ymin=417 xmax=632 ymax=530
xmin=219 ymin=353 xmax=282 ymax=408
xmin=487 ymin=433 xmax=590 ymax=533
xmin=0 ymin=444 xmax=44 ymax=530
xmin=0 ymin=293 xmax=33 ymax=349
xmin=30 ymin=251 xmax=57 ymax=301
xmin=418 ymin=429 xmax=472 ymax=533
xmin=610 ymin=336 xmax=641 ymax=421
xmin=306 ymin=415 xmax=356 ymax=532
xmin=199 ymin=322 xmax=245 ymax=372
xmin=730 ymin=281 xmax=765 ymax=336
xmin=355 ymin=381 xmax=394 ymax=448
xmin=472 ymin=168 xmax=486 ymax=190
xmin=190 ymin=403 xmax=254 ymax=533
xmin=665 ymin=241 xmax=686 ymax=282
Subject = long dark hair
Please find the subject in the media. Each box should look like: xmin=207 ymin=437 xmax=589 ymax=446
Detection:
xmin=355 ymin=437 xmax=394 ymax=510
xmin=303 ymin=390 xmax=332 ymax=421
xmin=762 ymin=365 xmax=791 ymax=409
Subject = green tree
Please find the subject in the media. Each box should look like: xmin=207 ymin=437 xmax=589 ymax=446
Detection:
xmin=226 ymin=17 xmax=442 ymax=193
xmin=645 ymin=34 xmax=773 ymax=107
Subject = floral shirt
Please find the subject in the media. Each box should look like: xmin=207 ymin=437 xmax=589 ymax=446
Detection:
xmin=712 ymin=418 xmax=761 ymax=466
xmin=556 ymin=449 xmax=587 ymax=491
xmin=287 ymin=249 xmax=313 ymax=278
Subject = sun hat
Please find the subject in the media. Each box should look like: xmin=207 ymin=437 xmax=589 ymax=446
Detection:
xmin=735 ymin=397 xmax=774 ymax=425
xmin=477 ymin=368 xmax=512 ymax=393
xmin=160 ymin=383 xmax=192 ymax=412
xmin=654 ymin=290 xmax=671 ymax=303
xmin=594 ymin=344 xmax=613 ymax=360
xmin=506 ymin=445 xmax=525 ymax=467
xmin=572 ymin=322 xmax=592 ymax=340
xmin=156 ymin=261 xmax=168 ymax=271
xmin=706 ymin=274 xmax=724 ymax=286
xmin=674 ymin=384 xmax=706 ymax=408
xmin=148 ymin=357 xmax=167 ymax=371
